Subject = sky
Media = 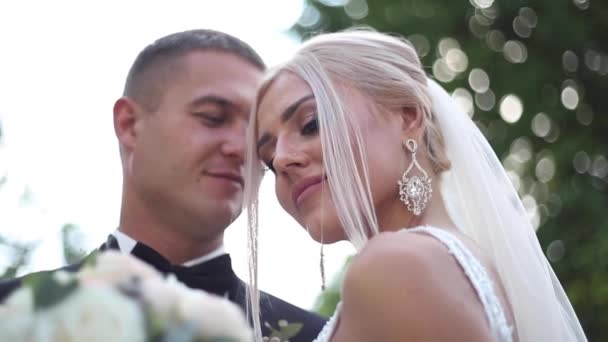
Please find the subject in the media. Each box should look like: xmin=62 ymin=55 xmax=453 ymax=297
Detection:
xmin=0 ymin=0 xmax=355 ymax=309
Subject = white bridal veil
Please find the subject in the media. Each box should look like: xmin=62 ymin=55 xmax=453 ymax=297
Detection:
xmin=427 ymin=79 xmax=587 ymax=341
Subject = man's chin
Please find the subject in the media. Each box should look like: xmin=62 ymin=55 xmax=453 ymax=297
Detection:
xmin=201 ymin=200 xmax=243 ymax=224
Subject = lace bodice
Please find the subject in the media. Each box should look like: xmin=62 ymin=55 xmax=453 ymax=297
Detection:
xmin=313 ymin=226 xmax=513 ymax=342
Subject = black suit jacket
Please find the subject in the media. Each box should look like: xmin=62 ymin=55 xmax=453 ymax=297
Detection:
xmin=0 ymin=239 xmax=326 ymax=341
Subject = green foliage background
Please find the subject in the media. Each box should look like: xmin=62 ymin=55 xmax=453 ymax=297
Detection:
xmin=298 ymin=0 xmax=607 ymax=340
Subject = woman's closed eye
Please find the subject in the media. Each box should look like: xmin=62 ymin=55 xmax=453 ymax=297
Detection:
xmin=301 ymin=115 xmax=318 ymax=136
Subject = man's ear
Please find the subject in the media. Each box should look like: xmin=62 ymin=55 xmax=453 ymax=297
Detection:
xmin=399 ymin=106 xmax=425 ymax=142
xmin=113 ymin=97 xmax=143 ymax=154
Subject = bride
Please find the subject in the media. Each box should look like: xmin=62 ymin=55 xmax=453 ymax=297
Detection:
xmin=244 ymin=29 xmax=587 ymax=341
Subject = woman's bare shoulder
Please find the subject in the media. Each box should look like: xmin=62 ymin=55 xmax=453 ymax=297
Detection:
xmin=333 ymin=230 xmax=493 ymax=341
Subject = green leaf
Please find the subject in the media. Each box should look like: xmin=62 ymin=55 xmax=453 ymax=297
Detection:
xmin=144 ymin=309 xmax=168 ymax=342
xmin=81 ymin=250 xmax=99 ymax=268
xmin=22 ymin=270 xmax=78 ymax=310
xmin=266 ymin=320 xmax=304 ymax=340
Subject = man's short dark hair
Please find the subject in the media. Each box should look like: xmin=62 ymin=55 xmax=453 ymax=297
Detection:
xmin=123 ymin=29 xmax=265 ymax=110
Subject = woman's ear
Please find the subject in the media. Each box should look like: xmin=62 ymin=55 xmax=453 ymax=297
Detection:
xmin=399 ymin=106 xmax=425 ymax=142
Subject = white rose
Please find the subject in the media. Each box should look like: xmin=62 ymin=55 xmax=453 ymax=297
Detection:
xmin=78 ymin=251 xmax=161 ymax=287
xmin=0 ymin=286 xmax=35 ymax=340
xmin=0 ymin=286 xmax=33 ymax=315
xmin=176 ymin=289 xmax=252 ymax=341
xmin=37 ymin=286 xmax=146 ymax=342
xmin=139 ymin=275 xmax=182 ymax=319
xmin=140 ymin=276 xmax=252 ymax=341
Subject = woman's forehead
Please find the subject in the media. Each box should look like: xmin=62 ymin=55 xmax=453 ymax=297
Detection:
xmin=257 ymin=73 xmax=314 ymax=116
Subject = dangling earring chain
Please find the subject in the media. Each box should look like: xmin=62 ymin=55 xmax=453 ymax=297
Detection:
xmin=320 ymin=228 xmax=326 ymax=291
xmin=397 ymin=139 xmax=433 ymax=216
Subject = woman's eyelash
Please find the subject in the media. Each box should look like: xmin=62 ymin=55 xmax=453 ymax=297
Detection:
xmin=261 ymin=114 xmax=316 ymax=174
xmin=301 ymin=116 xmax=318 ymax=136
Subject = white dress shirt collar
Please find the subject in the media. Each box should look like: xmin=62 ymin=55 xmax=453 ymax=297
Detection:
xmin=112 ymin=228 xmax=226 ymax=266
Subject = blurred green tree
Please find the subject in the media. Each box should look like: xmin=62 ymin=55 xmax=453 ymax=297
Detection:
xmin=298 ymin=0 xmax=607 ymax=340
xmin=0 ymin=118 xmax=35 ymax=278
xmin=61 ymin=223 xmax=88 ymax=265
xmin=0 ymin=119 xmax=87 ymax=279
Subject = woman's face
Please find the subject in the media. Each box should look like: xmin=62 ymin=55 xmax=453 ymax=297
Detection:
xmin=255 ymin=72 xmax=411 ymax=243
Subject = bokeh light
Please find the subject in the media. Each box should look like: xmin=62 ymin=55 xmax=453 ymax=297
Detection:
xmin=480 ymin=4 xmax=500 ymax=19
xmin=561 ymin=86 xmax=580 ymax=110
xmin=506 ymin=170 xmax=522 ymax=192
xmin=475 ymin=89 xmax=496 ymax=111
xmin=432 ymin=59 xmax=455 ymax=82
xmin=486 ymin=30 xmax=505 ymax=52
xmin=544 ymin=123 xmax=560 ymax=143
xmin=519 ymin=7 xmax=538 ymax=27
xmin=317 ymin=0 xmax=348 ymax=6
xmin=499 ymin=94 xmax=524 ymax=124
xmin=547 ymin=240 xmax=566 ymax=262
xmin=510 ymin=137 xmax=533 ymax=164
xmin=468 ymin=68 xmax=490 ymax=93
xmin=298 ymin=5 xmax=322 ymax=28
xmin=531 ymin=112 xmax=552 ymax=138
xmin=452 ymin=88 xmax=474 ymax=117
xmin=470 ymin=0 xmax=494 ymax=9
xmin=530 ymin=180 xmax=550 ymax=203
xmin=585 ymin=49 xmax=601 ymax=71
xmin=438 ymin=37 xmax=461 ymax=57
xmin=546 ymin=194 xmax=563 ymax=217
xmin=503 ymin=155 xmax=524 ymax=177
xmin=445 ymin=49 xmax=468 ymax=73
xmin=536 ymin=155 xmax=556 ymax=183
xmin=522 ymin=194 xmax=540 ymax=229
xmin=573 ymin=0 xmax=590 ymax=10
xmin=573 ymin=151 xmax=591 ymax=174
xmin=576 ymin=103 xmax=594 ymax=125
xmin=503 ymin=40 xmax=528 ymax=63
xmin=562 ymin=50 xmax=579 ymax=73
xmin=344 ymin=0 xmax=369 ymax=20
xmin=469 ymin=15 xmax=489 ymax=38
xmin=408 ymin=34 xmax=431 ymax=57
xmin=591 ymin=155 xmax=608 ymax=179
xmin=512 ymin=7 xmax=537 ymax=39
xmin=512 ymin=16 xmax=532 ymax=38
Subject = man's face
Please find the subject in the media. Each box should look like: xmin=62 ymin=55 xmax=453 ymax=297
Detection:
xmin=129 ymin=51 xmax=262 ymax=237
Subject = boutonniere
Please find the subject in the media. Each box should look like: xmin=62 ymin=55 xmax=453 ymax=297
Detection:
xmin=263 ymin=319 xmax=303 ymax=342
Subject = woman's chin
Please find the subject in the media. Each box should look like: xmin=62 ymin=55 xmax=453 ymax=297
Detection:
xmin=304 ymin=223 xmax=346 ymax=244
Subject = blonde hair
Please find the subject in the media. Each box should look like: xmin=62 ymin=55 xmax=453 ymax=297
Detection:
xmin=243 ymin=28 xmax=450 ymax=340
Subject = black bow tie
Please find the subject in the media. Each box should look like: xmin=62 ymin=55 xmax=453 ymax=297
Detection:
xmin=100 ymin=235 xmax=237 ymax=297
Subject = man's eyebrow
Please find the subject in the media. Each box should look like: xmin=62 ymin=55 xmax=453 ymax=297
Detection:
xmin=188 ymin=95 xmax=240 ymax=111
xmin=256 ymin=94 xmax=315 ymax=152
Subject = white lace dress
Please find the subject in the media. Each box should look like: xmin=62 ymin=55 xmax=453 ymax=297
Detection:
xmin=313 ymin=226 xmax=513 ymax=342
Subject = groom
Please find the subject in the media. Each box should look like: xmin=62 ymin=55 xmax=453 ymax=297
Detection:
xmin=0 ymin=29 xmax=326 ymax=340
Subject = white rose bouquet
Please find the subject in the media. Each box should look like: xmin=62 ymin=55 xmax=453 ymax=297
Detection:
xmin=0 ymin=251 xmax=252 ymax=342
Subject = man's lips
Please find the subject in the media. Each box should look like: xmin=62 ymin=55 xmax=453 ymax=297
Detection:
xmin=292 ymin=175 xmax=326 ymax=206
xmin=205 ymin=171 xmax=244 ymax=187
